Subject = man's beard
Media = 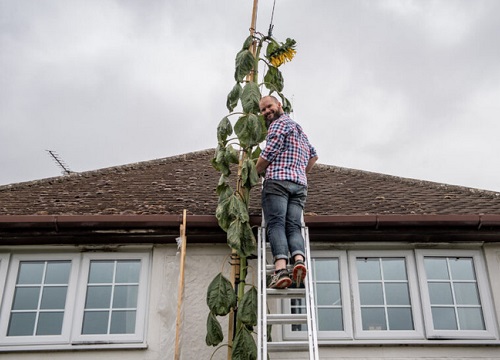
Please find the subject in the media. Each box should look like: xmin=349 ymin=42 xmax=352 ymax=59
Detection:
xmin=265 ymin=112 xmax=282 ymax=127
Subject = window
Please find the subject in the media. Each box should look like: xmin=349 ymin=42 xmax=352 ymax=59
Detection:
xmin=349 ymin=251 xmax=423 ymax=339
xmin=284 ymin=251 xmax=352 ymax=340
xmin=8 ymin=260 xmax=72 ymax=336
xmin=0 ymin=254 xmax=10 ymax=315
xmin=0 ymin=250 xmax=150 ymax=349
xmin=281 ymin=248 xmax=497 ymax=343
xmin=72 ymin=253 xmax=150 ymax=344
xmin=416 ymin=249 xmax=497 ymax=339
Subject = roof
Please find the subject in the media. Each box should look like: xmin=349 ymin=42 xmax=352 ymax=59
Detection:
xmin=1 ymin=149 xmax=500 ymax=217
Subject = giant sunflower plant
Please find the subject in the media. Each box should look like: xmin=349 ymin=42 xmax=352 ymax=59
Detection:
xmin=205 ymin=33 xmax=296 ymax=359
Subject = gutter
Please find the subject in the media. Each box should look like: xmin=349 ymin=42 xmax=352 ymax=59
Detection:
xmin=1 ymin=214 xmax=500 ymax=245
xmin=1 ymin=214 xmax=500 ymax=229
xmin=304 ymin=214 xmax=500 ymax=228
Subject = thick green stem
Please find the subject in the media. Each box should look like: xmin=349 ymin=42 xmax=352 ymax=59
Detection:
xmin=253 ymin=38 xmax=266 ymax=84
xmin=238 ymin=257 xmax=247 ymax=300
xmin=236 ymin=256 xmax=248 ymax=331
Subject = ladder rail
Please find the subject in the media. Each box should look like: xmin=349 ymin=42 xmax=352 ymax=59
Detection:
xmin=257 ymin=215 xmax=319 ymax=360
xmin=303 ymin=226 xmax=319 ymax=360
xmin=257 ymin=226 xmax=263 ymax=359
xmin=258 ymin=225 xmax=269 ymax=360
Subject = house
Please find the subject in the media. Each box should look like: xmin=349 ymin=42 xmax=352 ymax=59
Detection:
xmin=0 ymin=148 xmax=499 ymax=359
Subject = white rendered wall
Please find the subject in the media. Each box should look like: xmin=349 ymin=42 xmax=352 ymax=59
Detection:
xmin=0 ymin=244 xmax=236 ymax=360
xmin=1 ymin=243 xmax=499 ymax=359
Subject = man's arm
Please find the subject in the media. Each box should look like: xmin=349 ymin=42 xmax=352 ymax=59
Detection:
xmin=306 ymin=156 xmax=318 ymax=173
xmin=256 ymin=156 xmax=270 ymax=176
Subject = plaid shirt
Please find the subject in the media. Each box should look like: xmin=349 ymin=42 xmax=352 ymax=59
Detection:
xmin=261 ymin=114 xmax=317 ymax=186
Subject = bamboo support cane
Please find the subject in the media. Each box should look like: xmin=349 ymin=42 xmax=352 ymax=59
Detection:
xmin=174 ymin=209 xmax=187 ymax=360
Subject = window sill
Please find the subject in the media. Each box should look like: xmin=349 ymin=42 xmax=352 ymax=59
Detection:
xmin=317 ymin=339 xmax=500 ymax=346
xmin=0 ymin=341 xmax=148 ymax=353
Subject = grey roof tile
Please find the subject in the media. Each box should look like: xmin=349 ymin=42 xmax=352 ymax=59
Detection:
xmin=1 ymin=149 xmax=500 ymax=216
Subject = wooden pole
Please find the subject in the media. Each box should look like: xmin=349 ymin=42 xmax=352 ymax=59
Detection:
xmin=174 ymin=210 xmax=188 ymax=360
xmin=228 ymin=3 xmax=260 ymax=359
xmin=248 ymin=0 xmax=259 ymax=81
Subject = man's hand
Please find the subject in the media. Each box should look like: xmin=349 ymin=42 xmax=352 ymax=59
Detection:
xmin=256 ymin=157 xmax=270 ymax=176
xmin=306 ymin=156 xmax=319 ymax=173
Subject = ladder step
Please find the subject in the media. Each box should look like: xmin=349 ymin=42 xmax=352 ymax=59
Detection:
xmin=267 ymin=341 xmax=310 ymax=352
xmin=267 ymin=313 xmax=307 ymax=324
xmin=267 ymin=288 xmax=306 ymax=298
xmin=265 ymin=264 xmax=297 ymax=273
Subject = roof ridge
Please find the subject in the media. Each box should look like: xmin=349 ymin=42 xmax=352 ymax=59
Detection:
xmin=2 ymin=149 xmax=499 ymax=200
xmin=0 ymin=149 xmax=215 ymax=191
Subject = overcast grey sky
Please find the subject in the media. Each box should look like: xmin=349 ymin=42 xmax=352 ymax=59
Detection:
xmin=1 ymin=0 xmax=500 ymax=192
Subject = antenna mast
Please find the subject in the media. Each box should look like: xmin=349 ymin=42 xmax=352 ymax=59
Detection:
xmin=46 ymin=150 xmax=73 ymax=175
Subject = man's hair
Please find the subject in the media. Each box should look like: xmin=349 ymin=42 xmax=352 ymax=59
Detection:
xmin=260 ymin=95 xmax=280 ymax=104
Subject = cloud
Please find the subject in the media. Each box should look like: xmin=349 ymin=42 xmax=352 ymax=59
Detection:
xmin=1 ymin=0 xmax=500 ymax=192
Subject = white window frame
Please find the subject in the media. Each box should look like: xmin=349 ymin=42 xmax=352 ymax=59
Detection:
xmin=0 ymin=254 xmax=11 ymax=314
xmin=283 ymin=251 xmax=352 ymax=340
xmin=0 ymin=249 xmax=151 ymax=350
xmin=72 ymin=252 xmax=150 ymax=344
xmin=280 ymin=248 xmax=499 ymax=343
xmin=415 ymin=249 xmax=498 ymax=340
xmin=0 ymin=253 xmax=81 ymax=346
xmin=349 ymin=250 xmax=424 ymax=340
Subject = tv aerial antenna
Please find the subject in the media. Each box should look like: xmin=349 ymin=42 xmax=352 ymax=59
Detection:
xmin=46 ymin=150 xmax=73 ymax=175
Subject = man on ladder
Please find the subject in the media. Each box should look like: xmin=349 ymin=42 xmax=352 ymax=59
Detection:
xmin=256 ymin=95 xmax=318 ymax=289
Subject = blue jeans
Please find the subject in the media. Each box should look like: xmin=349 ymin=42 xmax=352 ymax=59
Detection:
xmin=262 ymin=179 xmax=307 ymax=264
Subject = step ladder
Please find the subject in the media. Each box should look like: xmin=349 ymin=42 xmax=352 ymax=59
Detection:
xmin=257 ymin=220 xmax=319 ymax=360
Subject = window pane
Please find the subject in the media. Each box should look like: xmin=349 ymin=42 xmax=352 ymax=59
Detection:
xmin=12 ymin=287 xmax=40 ymax=310
xmin=361 ymin=308 xmax=386 ymax=330
xmin=382 ymin=258 xmax=406 ymax=280
xmin=88 ymin=261 xmax=114 ymax=283
xmin=85 ymin=286 xmax=112 ymax=308
xmin=83 ymin=258 xmax=143 ymax=336
xmin=385 ymin=283 xmax=410 ymax=305
xmin=311 ymin=258 xmax=343 ymax=333
xmin=432 ymin=307 xmax=457 ymax=330
xmin=359 ymin=283 xmax=383 ymax=305
xmin=458 ymin=308 xmax=485 ymax=330
xmin=449 ymin=258 xmax=475 ymax=280
xmin=317 ymin=308 xmax=343 ymax=331
xmin=357 ymin=258 xmax=381 ymax=280
xmin=290 ymin=298 xmax=306 ymax=332
xmin=8 ymin=312 xmax=36 ymax=336
xmin=387 ymin=308 xmax=413 ymax=330
xmin=8 ymin=260 xmax=72 ymax=338
xmin=428 ymin=283 xmax=453 ymax=304
xmin=316 ymin=283 xmax=340 ymax=306
xmin=36 ymin=312 xmax=64 ymax=335
xmin=113 ymin=285 xmax=139 ymax=308
xmin=115 ymin=261 xmax=141 ymax=283
xmin=454 ymin=283 xmax=480 ymax=305
xmin=40 ymin=286 xmax=67 ymax=309
xmin=82 ymin=311 xmax=109 ymax=334
xmin=291 ymin=298 xmax=305 ymax=313
xmin=314 ymin=259 xmax=338 ymax=281
xmin=424 ymin=258 xmax=449 ymax=280
xmin=110 ymin=310 xmax=136 ymax=334
xmin=424 ymin=255 xmax=487 ymax=333
xmin=17 ymin=262 xmax=44 ymax=284
xmin=45 ymin=261 xmax=71 ymax=284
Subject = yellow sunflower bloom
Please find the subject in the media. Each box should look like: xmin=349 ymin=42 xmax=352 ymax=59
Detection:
xmin=266 ymin=38 xmax=297 ymax=68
